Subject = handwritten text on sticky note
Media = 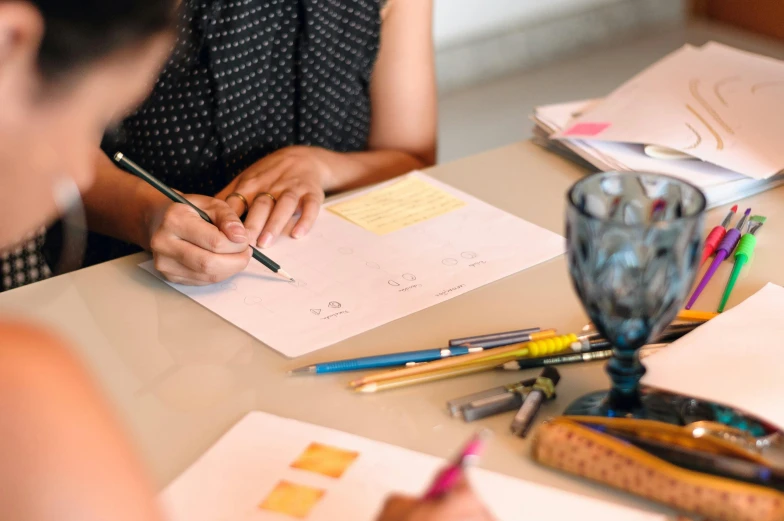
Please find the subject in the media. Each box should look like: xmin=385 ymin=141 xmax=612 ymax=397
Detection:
xmin=327 ymin=176 xmax=466 ymax=235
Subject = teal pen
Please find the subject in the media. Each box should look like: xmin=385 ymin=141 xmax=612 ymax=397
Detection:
xmin=288 ymin=346 xmax=485 ymax=375
xmin=114 ymin=153 xmax=293 ymax=281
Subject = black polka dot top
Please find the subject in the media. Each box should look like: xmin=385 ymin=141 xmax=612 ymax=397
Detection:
xmin=84 ymin=0 xmax=384 ymax=266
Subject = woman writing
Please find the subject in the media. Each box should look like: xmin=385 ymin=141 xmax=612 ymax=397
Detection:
xmin=22 ymin=0 xmax=437 ymax=287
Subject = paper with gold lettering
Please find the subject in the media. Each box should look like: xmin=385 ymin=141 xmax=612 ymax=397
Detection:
xmin=140 ymin=172 xmax=563 ymax=357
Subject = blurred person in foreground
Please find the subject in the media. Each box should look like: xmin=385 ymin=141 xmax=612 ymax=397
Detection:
xmin=0 ymin=3 xmax=492 ymax=520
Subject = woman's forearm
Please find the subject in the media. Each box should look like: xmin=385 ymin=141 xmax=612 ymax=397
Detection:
xmin=82 ymin=152 xmax=169 ymax=250
xmin=321 ymin=148 xmax=432 ymax=193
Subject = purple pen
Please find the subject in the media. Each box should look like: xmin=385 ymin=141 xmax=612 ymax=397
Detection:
xmin=685 ymin=208 xmax=751 ymax=310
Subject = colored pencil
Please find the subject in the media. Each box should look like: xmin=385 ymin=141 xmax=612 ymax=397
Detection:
xmin=289 ymin=330 xmax=551 ymax=375
xmin=353 ymin=359 xmax=506 ymax=393
xmin=348 ymin=332 xmax=572 ymax=388
xmin=448 ymin=327 xmax=540 ymax=347
xmin=500 ymin=343 xmax=666 ymax=371
xmin=676 ymin=309 xmax=718 ymax=322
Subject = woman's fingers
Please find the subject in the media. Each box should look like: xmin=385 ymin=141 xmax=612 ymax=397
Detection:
xmin=292 ymin=193 xmax=322 ymax=239
xmin=245 ymin=193 xmax=277 ymax=247
xmin=257 ymin=189 xmax=300 ymax=248
xmin=157 ymin=199 xmax=248 ymax=254
xmin=153 ymin=240 xmax=251 ymax=284
xmin=148 ymin=195 xmax=252 ymax=285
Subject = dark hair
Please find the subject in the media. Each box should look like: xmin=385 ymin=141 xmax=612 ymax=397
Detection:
xmin=29 ymin=0 xmax=178 ymax=79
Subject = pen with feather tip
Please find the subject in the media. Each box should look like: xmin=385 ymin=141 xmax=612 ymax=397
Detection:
xmin=686 ymin=208 xmax=750 ymax=310
xmin=717 ymin=216 xmax=766 ymax=312
xmin=701 ymin=205 xmax=737 ymax=266
xmin=113 ymin=153 xmax=294 ymax=281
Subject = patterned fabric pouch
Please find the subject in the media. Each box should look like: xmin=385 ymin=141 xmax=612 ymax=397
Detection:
xmin=531 ymin=416 xmax=784 ymax=521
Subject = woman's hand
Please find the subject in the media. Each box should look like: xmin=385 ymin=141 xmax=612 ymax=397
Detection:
xmin=146 ymin=195 xmax=252 ymax=285
xmin=376 ymin=479 xmax=495 ymax=521
xmin=216 ymin=146 xmax=332 ymax=249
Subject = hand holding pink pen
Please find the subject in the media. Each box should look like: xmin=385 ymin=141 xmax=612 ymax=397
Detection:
xmin=376 ymin=430 xmax=495 ymax=521
xmin=424 ymin=429 xmax=491 ymax=499
xmin=686 ymin=208 xmax=751 ymax=310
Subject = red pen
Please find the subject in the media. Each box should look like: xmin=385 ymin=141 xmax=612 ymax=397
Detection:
xmin=423 ymin=430 xmax=491 ymax=500
xmin=700 ymin=205 xmax=737 ymax=266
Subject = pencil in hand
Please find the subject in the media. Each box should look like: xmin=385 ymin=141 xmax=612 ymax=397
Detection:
xmin=113 ymin=152 xmax=294 ymax=281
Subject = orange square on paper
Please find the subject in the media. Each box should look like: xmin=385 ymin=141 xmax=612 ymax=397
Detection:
xmin=258 ymin=480 xmax=325 ymax=519
xmin=290 ymin=442 xmax=359 ymax=478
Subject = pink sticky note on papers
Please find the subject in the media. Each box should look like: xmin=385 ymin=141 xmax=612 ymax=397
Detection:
xmin=563 ymin=122 xmax=611 ymax=137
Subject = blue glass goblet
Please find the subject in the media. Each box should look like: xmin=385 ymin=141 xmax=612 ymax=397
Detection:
xmin=563 ymin=171 xmax=706 ymax=420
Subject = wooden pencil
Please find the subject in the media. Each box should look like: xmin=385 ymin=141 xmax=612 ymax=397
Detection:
xmin=348 ymin=331 xmax=573 ymax=388
xmin=353 ymin=359 xmax=505 ymax=393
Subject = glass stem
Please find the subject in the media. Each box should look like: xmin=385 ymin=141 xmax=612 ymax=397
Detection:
xmin=606 ymin=345 xmax=645 ymax=410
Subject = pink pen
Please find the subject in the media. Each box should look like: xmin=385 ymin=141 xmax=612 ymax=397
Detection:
xmin=686 ymin=208 xmax=750 ymax=310
xmin=423 ymin=429 xmax=491 ymax=500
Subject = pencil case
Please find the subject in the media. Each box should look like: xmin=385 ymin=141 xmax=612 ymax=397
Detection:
xmin=530 ymin=416 xmax=784 ymax=521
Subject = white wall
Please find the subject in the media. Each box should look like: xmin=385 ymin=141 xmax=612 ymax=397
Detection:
xmin=434 ymin=0 xmax=622 ymax=48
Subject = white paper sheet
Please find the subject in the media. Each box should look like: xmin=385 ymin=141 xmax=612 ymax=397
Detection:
xmin=160 ymin=411 xmax=666 ymax=521
xmin=643 ymin=283 xmax=784 ymax=430
xmin=140 ymin=172 xmax=564 ymax=358
xmin=553 ymin=43 xmax=784 ymax=179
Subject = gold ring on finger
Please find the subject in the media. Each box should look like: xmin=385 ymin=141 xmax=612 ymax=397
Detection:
xmin=226 ymin=192 xmax=249 ymax=214
xmin=256 ymin=192 xmax=277 ymax=204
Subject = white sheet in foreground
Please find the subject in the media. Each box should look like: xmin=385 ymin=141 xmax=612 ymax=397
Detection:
xmin=141 ymin=172 xmax=564 ymax=358
xmin=160 ymin=411 xmax=665 ymax=521
xmin=643 ymin=283 xmax=784 ymax=430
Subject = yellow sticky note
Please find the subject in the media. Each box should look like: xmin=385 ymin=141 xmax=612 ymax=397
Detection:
xmin=327 ymin=176 xmax=466 ymax=235
xmin=259 ymin=480 xmax=325 ymax=519
xmin=290 ymin=442 xmax=359 ymax=478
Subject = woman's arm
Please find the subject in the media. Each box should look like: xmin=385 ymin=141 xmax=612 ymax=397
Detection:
xmin=0 ymin=321 xmax=163 ymax=521
xmin=83 ymin=151 xmax=171 ymax=250
xmin=316 ymin=0 xmax=437 ymax=192
xmin=217 ymin=0 xmax=437 ymax=245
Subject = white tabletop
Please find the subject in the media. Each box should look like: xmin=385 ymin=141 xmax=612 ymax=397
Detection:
xmin=5 ymin=24 xmax=784 ymax=516
xmin=4 ymin=139 xmax=784 ymax=515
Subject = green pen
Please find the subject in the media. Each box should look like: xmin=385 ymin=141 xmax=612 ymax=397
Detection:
xmin=717 ymin=215 xmax=766 ymax=312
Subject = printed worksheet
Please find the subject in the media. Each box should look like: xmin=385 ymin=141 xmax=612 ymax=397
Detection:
xmin=140 ymin=172 xmax=564 ymax=357
xmin=160 ymin=412 xmax=666 ymax=521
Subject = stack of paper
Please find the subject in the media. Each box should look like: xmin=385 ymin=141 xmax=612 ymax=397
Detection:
xmin=161 ymin=411 xmax=667 ymax=521
xmin=532 ymin=42 xmax=784 ymax=208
